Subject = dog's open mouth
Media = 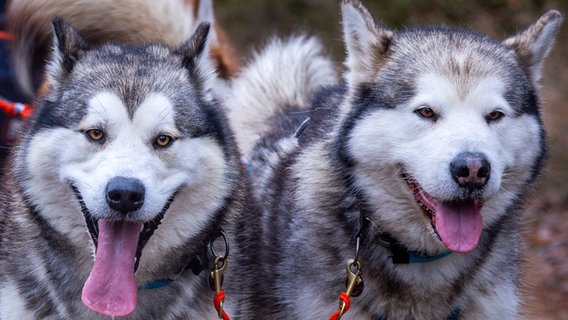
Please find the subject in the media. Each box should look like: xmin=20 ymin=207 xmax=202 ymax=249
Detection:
xmin=402 ymin=173 xmax=483 ymax=253
xmin=72 ymin=186 xmax=175 ymax=316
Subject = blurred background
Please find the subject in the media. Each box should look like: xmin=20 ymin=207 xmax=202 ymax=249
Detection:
xmin=0 ymin=0 xmax=565 ymax=318
xmin=214 ymin=1 xmax=567 ymax=319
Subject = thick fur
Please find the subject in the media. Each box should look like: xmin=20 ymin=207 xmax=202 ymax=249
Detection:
xmin=223 ymin=35 xmax=338 ymax=159
xmin=231 ymin=0 xmax=562 ymax=319
xmin=6 ymin=0 xmax=238 ymax=99
xmin=0 ymin=19 xmax=257 ymax=319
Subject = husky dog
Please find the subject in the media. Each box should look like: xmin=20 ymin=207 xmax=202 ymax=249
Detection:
xmin=0 ymin=19 xmax=257 ymax=319
xmin=5 ymin=0 xmax=237 ymax=100
xmin=227 ymin=0 xmax=562 ymax=319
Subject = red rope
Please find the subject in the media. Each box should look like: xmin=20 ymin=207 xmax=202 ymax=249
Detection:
xmin=1 ymin=32 xmax=33 ymax=120
xmin=0 ymin=31 xmax=14 ymax=41
xmin=329 ymin=292 xmax=351 ymax=320
xmin=213 ymin=290 xmax=231 ymax=320
xmin=0 ymin=98 xmax=33 ymax=119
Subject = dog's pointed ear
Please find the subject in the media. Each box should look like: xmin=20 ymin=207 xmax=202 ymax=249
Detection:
xmin=176 ymin=22 xmax=216 ymax=90
xmin=341 ymin=0 xmax=393 ymax=86
xmin=502 ymin=10 xmax=562 ymax=88
xmin=48 ymin=17 xmax=90 ymax=81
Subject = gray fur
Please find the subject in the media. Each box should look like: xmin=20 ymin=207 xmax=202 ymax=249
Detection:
xmin=231 ymin=0 xmax=562 ymax=319
xmin=223 ymin=35 xmax=338 ymax=160
xmin=0 ymin=20 xmax=258 ymax=319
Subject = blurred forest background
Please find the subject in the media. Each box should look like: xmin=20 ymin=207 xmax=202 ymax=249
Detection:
xmin=213 ymin=0 xmax=567 ymax=319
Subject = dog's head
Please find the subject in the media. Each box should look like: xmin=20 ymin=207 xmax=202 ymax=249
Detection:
xmin=14 ymin=19 xmax=239 ymax=316
xmin=338 ymin=0 xmax=562 ymax=253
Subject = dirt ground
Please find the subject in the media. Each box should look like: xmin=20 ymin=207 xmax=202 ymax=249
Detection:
xmin=522 ymin=208 xmax=568 ymax=319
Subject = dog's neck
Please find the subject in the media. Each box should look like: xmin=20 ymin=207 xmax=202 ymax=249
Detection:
xmin=139 ymin=232 xmax=220 ymax=290
xmin=349 ymin=176 xmax=452 ymax=265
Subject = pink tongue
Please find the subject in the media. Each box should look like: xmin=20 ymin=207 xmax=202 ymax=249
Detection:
xmin=434 ymin=199 xmax=482 ymax=253
xmin=82 ymin=220 xmax=142 ymax=317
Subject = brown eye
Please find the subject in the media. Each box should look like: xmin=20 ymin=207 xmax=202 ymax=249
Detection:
xmin=486 ymin=110 xmax=504 ymax=123
xmin=155 ymin=134 xmax=174 ymax=148
xmin=85 ymin=129 xmax=105 ymax=142
xmin=415 ymin=106 xmax=437 ymax=120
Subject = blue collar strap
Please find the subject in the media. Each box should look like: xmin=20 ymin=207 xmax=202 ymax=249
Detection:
xmin=139 ymin=264 xmax=189 ymax=290
xmin=139 ymin=244 xmax=210 ymax=290
xmin=141 ymin=278 xmax=175 ymax=290
xmin=391 ymin=245 xmax=453 ymax=264
xmin=357 ymin=208 xmax=452 ymax=265
xmin=378 ymin=233 xmax=453 ymax=264
xmin=407 ymin=249 xmax=452 ymax=263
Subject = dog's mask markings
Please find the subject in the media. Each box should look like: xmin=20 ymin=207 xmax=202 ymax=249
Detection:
xmin=76 ymin=90 xmax=190 ymax=316
xmin=77 ymin=92 xmax=171 ymax=317
xmin=46 ymin=21 xmax=216 ymax=316
xmin=49 ymin=24 xmax=145 ymax=313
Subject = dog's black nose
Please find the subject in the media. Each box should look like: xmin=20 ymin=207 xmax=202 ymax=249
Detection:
xmin=450 ymin=152 xmax=491 ymax=189
xmin=105 ymin=177 xmax=145 ymax=213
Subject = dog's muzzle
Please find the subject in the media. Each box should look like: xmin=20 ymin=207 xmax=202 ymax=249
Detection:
xmin=71 ymin=180 xmax=177 ymax=272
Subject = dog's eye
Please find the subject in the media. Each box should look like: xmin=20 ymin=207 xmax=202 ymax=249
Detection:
xmin=154 ymin=134 xmax=174 ymax=148
xmin=415 ymin=106 xmax=437 ymax=120
xmin=486 ymin=110 xmax=505 ymax=123
xmin=85 ymin=129 xmax=105 ymax=143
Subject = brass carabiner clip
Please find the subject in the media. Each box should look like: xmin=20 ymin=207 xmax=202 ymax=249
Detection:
xmin=337 ymin=259 xmax=363 ymax=319
xmin=210 ymin=256 xmax=228 ymax=318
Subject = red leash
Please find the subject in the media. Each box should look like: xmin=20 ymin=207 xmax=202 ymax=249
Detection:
xmin=213 ymin=290 xmax=231 ymax=320
xmin=328 ymin=259 xmax=363 ymax=320
xmin=329 ymin=292 xmax=351 ymax=320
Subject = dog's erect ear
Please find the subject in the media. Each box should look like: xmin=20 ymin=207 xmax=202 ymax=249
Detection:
xmin=176 ymin=22 xmax=216 ymax=90
xmin=341 ymin=0 xmax=393 ymax=86
xmin=502 ymin=10 xmax=562 ymax=89
xmin=179 ymin=22 xmax=210 ymax=60
xmin=48 ymin=17 xmax=90 ymax=82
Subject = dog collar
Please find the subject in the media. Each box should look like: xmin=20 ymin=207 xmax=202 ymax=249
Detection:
xmin=139 ymin=246 xmax=207 ymax=290
xmin=140 ymin=229 xmax=228 ymax=290
xmin=141 ymin=230 xmax=232 ymax=319
xmin=356 ymin=210 xmax=452 ymax=265
xmin=377 ymin=232 xmax=453 ymax=264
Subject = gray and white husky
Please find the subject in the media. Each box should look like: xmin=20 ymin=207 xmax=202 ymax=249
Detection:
xmin=0 ymin=19 xmax=258 ymax=319
xmin=225 ymin=0 xmax=562 ymax=318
